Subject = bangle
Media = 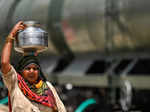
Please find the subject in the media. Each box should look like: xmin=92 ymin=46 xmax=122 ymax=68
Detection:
xmin=7 ymin=35 xmax=15 ymax=40
xmin=5 ymin=38 xmax=13 ymax=43
xmin=5 ymin=35 xmax=15 ymax=43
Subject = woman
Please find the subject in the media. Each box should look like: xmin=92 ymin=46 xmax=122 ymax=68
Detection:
xmin=1 ymin=21 xmax=66 ymax=112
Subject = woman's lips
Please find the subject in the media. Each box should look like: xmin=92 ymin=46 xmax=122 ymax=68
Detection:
xmin=28 ymin=74 xmax=35 ymax=78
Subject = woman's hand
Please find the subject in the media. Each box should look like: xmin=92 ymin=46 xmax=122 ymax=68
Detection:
xmin=9 ymin=21 xmax=27 ymax=39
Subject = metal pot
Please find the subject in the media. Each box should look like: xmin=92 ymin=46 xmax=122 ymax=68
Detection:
xmin=14 ymin=21 xmax=48 ymax=53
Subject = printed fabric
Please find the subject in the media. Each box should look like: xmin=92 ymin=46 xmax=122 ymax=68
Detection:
xmin=17 ymin=74 xmax=57 ymax=111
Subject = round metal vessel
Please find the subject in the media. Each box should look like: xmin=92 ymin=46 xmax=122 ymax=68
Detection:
xmin=14 ymin=21 xmax=48 ymax=53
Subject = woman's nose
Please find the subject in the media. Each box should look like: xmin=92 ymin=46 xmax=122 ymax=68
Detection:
xmin=30 ymin=68 xmax=34 ymax=72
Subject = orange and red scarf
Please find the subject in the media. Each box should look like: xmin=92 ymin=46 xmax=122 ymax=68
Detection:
xmin=8 ymin=74 xmax=57 ymax=112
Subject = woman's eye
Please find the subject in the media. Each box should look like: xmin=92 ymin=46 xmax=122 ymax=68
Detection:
xmin=35 ymin=67 xmax=39 ymax=70
xmin=24 ymin=67 xmax=39 ymax=71
xmin=25 ymin=67 xmax=30 ymax=70
xmin=33 ymin=68 xmax=37 ymax=70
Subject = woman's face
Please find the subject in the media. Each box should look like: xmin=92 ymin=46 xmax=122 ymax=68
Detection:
xmin=22 ymin=63 xmax=39 ymax=84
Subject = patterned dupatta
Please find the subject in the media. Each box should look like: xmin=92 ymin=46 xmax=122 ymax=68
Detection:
xmin=8 ymin=55 xmax=58 ymax=112
xmin=17 ymin=74 xmax=57 ymax=111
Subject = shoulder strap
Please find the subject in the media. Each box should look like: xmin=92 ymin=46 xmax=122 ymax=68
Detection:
xmin=46 ymin=81 xmax=66 ymax=112
xmin=8 ymin=92 xmax=12 ymax=112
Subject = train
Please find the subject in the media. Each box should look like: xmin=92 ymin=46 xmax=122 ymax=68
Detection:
xmin=1 ymin=0 xmax=150 ymax=111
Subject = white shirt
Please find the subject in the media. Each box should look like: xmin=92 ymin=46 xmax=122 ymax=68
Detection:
xmin=2 ymin=65 xmax=66 ymax=112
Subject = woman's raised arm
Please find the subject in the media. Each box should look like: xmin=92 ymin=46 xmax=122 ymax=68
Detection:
xmin=1 ymin=21 xmax=26 ymax=74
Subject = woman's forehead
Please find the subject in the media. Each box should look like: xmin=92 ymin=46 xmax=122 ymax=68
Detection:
xmin=25 ymin=63 xmax=39 ymax=68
